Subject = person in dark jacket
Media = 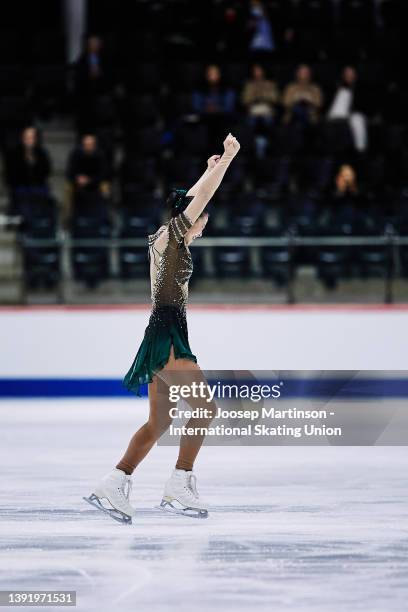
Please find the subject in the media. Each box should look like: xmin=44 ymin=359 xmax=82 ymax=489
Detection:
xmin=324 ymin=164 xmax=368 ymax=231
xmin=5 ymin=127 xmax=51 ymax=206
xmin=192 ymin=65 xmax=236 ymax=145
xmin=66 ymin=133 xmax=111 ymax=219
xmin=73 ymin=35 xmax=114 ymax=131
xmin=74 ymin=35 xmax=113 ymax=96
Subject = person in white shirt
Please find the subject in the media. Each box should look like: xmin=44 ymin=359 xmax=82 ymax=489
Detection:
xmin=328 ymin=66 xmax=368 ymax=152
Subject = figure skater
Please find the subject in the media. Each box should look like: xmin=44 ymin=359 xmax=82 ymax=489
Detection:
xmin=84 ymin=133 xmax=240 ymax=522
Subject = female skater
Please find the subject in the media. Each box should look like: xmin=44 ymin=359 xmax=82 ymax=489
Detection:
xmin=85 ymin=133 xmax=240 ymax=522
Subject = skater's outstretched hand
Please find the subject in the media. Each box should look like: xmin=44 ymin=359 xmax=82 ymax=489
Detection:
xmin=207 ymin=155 xmax=221 ymax=169
xmin=223 ymin=133 xmax=240 ymax=160
xmin=182 ymin=134 xmax=240 ymax=223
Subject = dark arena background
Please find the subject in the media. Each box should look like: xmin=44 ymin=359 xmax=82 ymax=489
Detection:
xmin=0 ymin=3 xmax=407 ymax=612
xmin=0 ymin=0 xmax=406 ymax=304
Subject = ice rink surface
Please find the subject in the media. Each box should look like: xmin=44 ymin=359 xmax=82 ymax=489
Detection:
xmin=0 ymin=399 xmax=407 ymax=612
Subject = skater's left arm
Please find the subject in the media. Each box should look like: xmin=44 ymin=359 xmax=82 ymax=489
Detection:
xmin=164 ymin=135 xmax=239 ymax=246
xmin=183 ymin=134 xmax=240 ymax=224
xmin=186 ymin=155 xmax=221 ymax=197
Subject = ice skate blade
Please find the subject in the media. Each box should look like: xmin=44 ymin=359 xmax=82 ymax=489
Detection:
xmin=159 ymin=498 xmax=208 ymax=519
xmin=83 ymin=494 xmax=132 ymax=525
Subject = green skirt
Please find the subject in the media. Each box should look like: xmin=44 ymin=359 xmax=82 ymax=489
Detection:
xmin=123 ymin=305 xmax=197 ymax=396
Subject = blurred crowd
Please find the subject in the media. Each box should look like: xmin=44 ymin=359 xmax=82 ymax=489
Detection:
xmin=1 ymin=0 xmax=407 ymax=289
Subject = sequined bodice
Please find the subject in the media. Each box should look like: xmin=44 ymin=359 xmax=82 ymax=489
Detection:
xmin=148 ymin=211 xmax=193 ymax=313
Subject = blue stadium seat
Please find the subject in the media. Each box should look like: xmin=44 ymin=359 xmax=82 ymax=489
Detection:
xmin=214 ymin=246 xmax=251 ymax=279
xmin=21 ymin=195 xmax=59 ymax=290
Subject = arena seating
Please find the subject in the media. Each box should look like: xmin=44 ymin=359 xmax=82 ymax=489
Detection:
xmin=1 ymin=0 xmax=407 ymax=290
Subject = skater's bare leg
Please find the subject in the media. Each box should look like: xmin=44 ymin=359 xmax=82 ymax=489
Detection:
xmin=175 ymin=373 xmax=216 ymax=471
xmin=116 ymin=377 xmax=173 ymax=474
xmin=157 ymin=350 xmax=215 ymax=516
xmin=117 ymin=346 xmax=216 ymax=475
xmin=156 ymin=347 xmax=217 ymax=471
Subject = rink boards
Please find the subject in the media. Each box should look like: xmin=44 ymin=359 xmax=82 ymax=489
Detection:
xmin=1 ymin=305 xmax=408 ymax=397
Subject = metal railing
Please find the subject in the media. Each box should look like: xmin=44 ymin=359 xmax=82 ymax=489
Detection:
xmin=19 ymin=231 xmax=408 ymax=304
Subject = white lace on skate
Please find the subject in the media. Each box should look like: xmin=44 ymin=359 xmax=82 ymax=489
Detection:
xmin=185 ymin=474 xmax=199 ymax=500
xmin=108 ymin=475 xmax=134 ymax=513
xmin=121 ymin=476 xmax=132 ymax=501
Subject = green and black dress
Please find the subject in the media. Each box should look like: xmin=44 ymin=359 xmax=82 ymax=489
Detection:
xmin=123 ymin=210 xmax=197 ymax=395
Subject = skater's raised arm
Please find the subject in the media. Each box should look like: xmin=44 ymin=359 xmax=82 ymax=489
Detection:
xmin=183 ymin=133 xmax=240 ymax=224
xmin=186 ymin=155 xmax=220 ymax=197
xmin=154 ymin=135 xmax=240 ymax=251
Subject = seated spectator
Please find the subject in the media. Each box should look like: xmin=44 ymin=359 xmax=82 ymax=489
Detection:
xmin=247 ymin=0 xmax=275 ymax=59
xmin=242 ymin=64 xmax=280 ymax=123
xmin=326 ymin=164 xmax=367 ymax=229
xmin=192 ymin=64 xmax=236 ymax=116
xmin=5 ymin=126 xmax=51 ymax=211
xmin=242 ymin=64 xmax=280 ymax=157
xmin=74 ymin=35 xmax=113 ymax=97
xmin=65 ymin=133 xmax=110 ymax=220
xmin=327 ymin=66 xmax=368 ymax=153
xmin=334 ymin=164 xmax=358 ymax=196
xmin=192 ymin=64 xmax=236 ymax=145
xmin=283 ymin=64 xmax=323 ymax=125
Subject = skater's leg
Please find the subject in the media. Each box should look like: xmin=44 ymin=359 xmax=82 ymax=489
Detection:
xmin=158 ymin=347 xmax=217 ymax=471
xmin=116 ymin=377 xmax=173 ymax=475
xmin=152 ymin=348 xmax=214 ymax=517
xmin=177 ymin=371 xmax=217 ymax=471
xmin=117 ymin=346 xmax=215 ymax=473
xmin=88 ymin=385 xmax=172 ymax=520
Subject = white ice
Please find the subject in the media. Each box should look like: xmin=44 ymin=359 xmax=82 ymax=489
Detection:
xmin=0 ymin=399 xmax=407 ymax=612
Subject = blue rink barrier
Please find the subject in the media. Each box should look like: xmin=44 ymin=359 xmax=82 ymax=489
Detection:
xmin=1 ymin=377 xmax=408 ymax=399
xmin=0 ymin=378 xmax=142 ymax=398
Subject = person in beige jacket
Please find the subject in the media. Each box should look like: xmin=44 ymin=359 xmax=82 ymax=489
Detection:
xmin=283 ymin=64 xmax=323 ymax=124
xmin=242 ymin=64 xmax=280 ymax=121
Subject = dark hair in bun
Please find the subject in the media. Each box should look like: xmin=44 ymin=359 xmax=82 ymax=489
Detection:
xmin=166 ymin=189 xmax=194 ymax=219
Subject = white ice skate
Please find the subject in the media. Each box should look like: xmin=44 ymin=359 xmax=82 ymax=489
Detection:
xmin=83 ymin=468 xmax=135 ymax=524
xmin=159 ymin=469 xmax=208 ymax=519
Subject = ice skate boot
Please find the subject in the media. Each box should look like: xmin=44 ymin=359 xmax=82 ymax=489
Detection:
xmin=84 ymin=468 xmax=134 ymax=524
xmin=159 ymin=469 xmax=208 ymax=519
